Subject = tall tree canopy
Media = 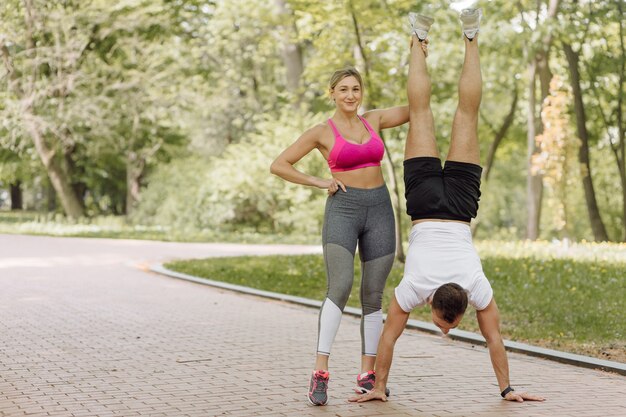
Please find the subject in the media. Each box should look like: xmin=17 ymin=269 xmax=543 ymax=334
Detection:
xmin=1 ymin=0 xmax=624 ymax=243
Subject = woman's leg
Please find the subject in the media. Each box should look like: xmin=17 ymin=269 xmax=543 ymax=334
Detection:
xmin=308 ymin=196 xmax=360 ymax=405
xmin=316 ymin=197 xmax=360 ymax=368
xmin=358 ymin=193 xmax=396 ymax=372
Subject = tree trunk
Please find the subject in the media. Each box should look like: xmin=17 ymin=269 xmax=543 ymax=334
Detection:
xmin=526 ymin=52 xmax=553 ymax=240
xmin=484 ymin=88 xmax=518 ymax=181
xmin=526 ymin=60 xmax=543 ymax=240
xmin=47 ymin=181 xmax=57 ymax=212
xmin=126 ymin=152 xmax=145 ymax=216
xmin=617 ymin=1 xmax=626 ymax=242
xmin=563 ymin=43 xmax=609 ymax=241
xmin=64 ymin=147 xmax=87 ymax=212
xmin=382 ymin=135 xmax=406 ymax=262
xmin=275 ymin=0 xmax=303 ymax=100
xmin=604 ymin=1 xmax=626 ymax=240
xmin=619 ymin=162 xmax=626 ymax=242
xmin=525 ymin=0 xmax=562 ymax=240
xmin=587 ymin=1 xmax=625 ymax=240
xmin=10 ymin=181 xmax=23 ymax=210
xmin=27 ymin=126 xmax=84 ymax=218
xmin=537 ymin=54 xmax=552 ymax=101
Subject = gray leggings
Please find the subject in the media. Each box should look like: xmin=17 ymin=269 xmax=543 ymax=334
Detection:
xmin=318 ymin=185 xmax=396 ymax=357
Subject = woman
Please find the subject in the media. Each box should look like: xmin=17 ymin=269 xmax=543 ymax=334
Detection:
xmin=270 ymin=59 xmax=425 ymax=405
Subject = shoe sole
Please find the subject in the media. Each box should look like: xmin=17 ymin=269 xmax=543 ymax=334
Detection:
xmin=408 ymin=13 xmax=434 ymax=41
xmin=460 ymin=9 xmax=482 ymax=39
xmin=307 ymin=394 xmax=327 ymax=406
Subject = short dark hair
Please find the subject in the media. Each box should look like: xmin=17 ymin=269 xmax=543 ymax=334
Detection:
xmin=432 ymin=283 xmax=468 ymax=323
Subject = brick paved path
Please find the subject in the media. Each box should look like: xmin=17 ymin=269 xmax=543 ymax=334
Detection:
xmin=0 ymin=234 xmax=624 ymax=417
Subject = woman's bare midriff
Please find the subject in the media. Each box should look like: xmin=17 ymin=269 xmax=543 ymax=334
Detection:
xmin=333 ymin=166 xmax=385 ymax=189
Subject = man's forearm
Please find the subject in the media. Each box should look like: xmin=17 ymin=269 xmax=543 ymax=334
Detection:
xmin=477 ymin=299 xmax=511 ymax=395
xmin=374 ymin=335 xmax=396 ymax=391
xmin=487 ymin=338 xmax=510 ymax=392
xmin=371 ymin=295 xmax=409 ymax=394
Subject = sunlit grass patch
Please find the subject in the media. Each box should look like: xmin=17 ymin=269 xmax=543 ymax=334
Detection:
xmin=0 ymin=211 xmax=318 ymax=244
xmin=475 ymin=239 xmax=626 ymax=265
xmin=0 ymin=212 xmax=169 ymax=240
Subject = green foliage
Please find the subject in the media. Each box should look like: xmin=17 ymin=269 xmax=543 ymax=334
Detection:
xmin=0 ymin=0 xmax=203 ymax=215
xmin=194 ymin=0 xmax=294 ymax=154
xmin=1 ymin=0 xmax=624 ymax=241
xmin=134 ymin=110 xmax=329 ymax=236
xmin=475 ymin=144 xmax=528 ymax=240
xmin=554 ymin=0 xmax=626 ymax=241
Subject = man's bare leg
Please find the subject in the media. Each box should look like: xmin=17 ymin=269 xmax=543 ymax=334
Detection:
xmin=405 ymin=35 xmax=438 ymax=161
xmin=447 ymin=36 xmax=482 ymax=164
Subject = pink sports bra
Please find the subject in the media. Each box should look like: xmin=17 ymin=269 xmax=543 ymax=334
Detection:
xmin=326 ymin=116 xmax=385 ymax=173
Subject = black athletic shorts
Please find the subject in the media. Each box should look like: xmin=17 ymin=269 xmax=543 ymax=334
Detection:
xmin=404 ymin=156 xmax=482 ymax=223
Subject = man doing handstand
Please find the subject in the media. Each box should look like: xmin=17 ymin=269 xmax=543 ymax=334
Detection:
xmin=351 ymin=8 xmax=545 ymax=404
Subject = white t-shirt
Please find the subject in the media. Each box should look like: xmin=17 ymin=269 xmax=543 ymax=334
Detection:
xmin=394 ymin=221 xmax=493 ymax=313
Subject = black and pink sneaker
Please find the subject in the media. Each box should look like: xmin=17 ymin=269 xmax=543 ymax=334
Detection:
xmin=307 ymin=370 xmax=329 ymax=406
xmin=355 ymin=370 xmax=390 ymax=396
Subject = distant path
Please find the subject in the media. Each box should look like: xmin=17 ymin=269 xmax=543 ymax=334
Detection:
xmin=0 ymin=234 xmax=624 ymax=416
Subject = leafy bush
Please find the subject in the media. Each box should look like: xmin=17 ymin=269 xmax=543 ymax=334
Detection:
xmin=134 ymin=110 xmax=330 ymax=238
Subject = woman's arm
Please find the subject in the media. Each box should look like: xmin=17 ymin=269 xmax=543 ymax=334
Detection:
xmin=363 ymin=105 xmax=409 ymax=130
xmin=270 ymin=125 xmax=346 ymax=193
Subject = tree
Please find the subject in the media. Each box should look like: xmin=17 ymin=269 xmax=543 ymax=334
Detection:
xmin=570 ymin=0 xmax=625 ymax=241
xmin=276 ymin=0 xmax=304 ymax=102
xmin=533 ymin=76 xmax=580 ymax=238
xmin=1 ymin=0 xmax=202 ymax=217
xmin=563 ymin=42 xmax=609 ymax=241
xmin=1 ymin=0 xmax=89 ymax=218
xmin=518 ymin=0 xmax=562 ymax=240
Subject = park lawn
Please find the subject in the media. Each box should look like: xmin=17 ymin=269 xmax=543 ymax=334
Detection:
xmin=0 ymin=211 xmax=316 ymax=244
xmin=166 ymin=253 xmax=625 ymax=363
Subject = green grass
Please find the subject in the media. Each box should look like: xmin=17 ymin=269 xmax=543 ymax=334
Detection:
xmin=166 ymin=250 xmax=626 ymax=362
xmin=0 ymin=211 xmax=318 ymax=244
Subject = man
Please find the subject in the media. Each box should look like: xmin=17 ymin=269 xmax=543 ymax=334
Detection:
xmin=350 ymin=9 xmax=545 ymax=403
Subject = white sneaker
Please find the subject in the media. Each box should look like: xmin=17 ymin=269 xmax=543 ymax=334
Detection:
xmin=408 ymin=12 xmax=434 ymax=41
xmin=460 ymin=8 xmax=482 ymax=40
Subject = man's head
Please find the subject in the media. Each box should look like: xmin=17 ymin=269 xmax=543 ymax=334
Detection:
xmin=430 ymin=283 xmax=468 ymax=334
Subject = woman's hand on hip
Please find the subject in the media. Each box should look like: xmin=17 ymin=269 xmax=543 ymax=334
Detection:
xmin=321 ymin=178 xmax=346 ymax=196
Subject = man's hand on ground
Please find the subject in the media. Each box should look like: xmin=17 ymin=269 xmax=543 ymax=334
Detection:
xmin=504 ymin=391 xmax=546 ymax=402
xmin=348 ymin=389 xmax=387 ymax=403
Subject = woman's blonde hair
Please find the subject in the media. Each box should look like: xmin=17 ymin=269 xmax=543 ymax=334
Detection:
xmin=328 ymin=67 xmax=363 ymax=94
